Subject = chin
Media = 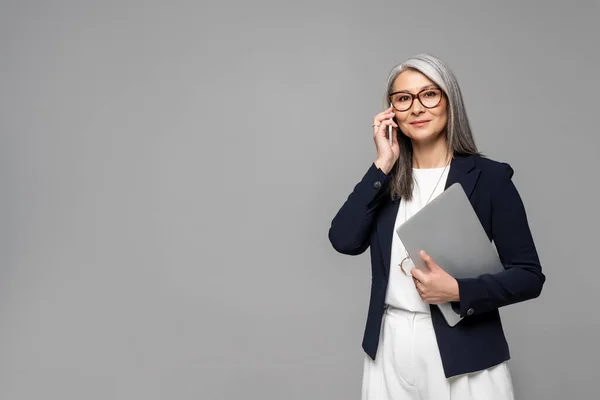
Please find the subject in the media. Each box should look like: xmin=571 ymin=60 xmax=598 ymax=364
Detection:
xmin=406 ymin=130 xmax=441 ymax=143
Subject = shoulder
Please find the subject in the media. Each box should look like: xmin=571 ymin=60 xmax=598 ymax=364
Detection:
xmin=469 ymin=154 xmax=515 ymax=182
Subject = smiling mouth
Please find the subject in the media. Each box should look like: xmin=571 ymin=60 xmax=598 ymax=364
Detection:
xmin=410 ymin=120 xmax=430 ymax=126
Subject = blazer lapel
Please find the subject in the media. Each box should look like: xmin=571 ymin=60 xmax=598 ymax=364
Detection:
xmin=444 ymin=154 xmax=481 ymax=197
xmin=376 ymin=154 xmax=481 ymax=279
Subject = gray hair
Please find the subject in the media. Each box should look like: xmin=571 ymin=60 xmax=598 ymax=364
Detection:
xmin=383 ymin=53 xmax=481 ymax=200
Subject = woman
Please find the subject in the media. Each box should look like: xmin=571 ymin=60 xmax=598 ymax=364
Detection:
xmin=328 ymin=54 xmax=545 ymax=399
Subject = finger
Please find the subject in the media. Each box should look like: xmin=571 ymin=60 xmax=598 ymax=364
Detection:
xmin=410 ymin=267 xmax=426 ymax=282
xmin=414 ymin=279 xmax=426 ymax=296
xmin=415 ymin=282 xmax=431 ymax=302
xmin=420 ymin=250 xmax=438 ymax=270
xmin=373 ymin=110 xmax=396 ymax=126
xmin=375 ymin=108 xmax=395 ymax=120
xmin=375 ymin=118 xmax=398 ymax=138
xmin=373 ymin=117 xmax=396 ymax=134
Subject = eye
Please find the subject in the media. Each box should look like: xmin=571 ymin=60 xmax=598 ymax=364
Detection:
xmin=423 ymin=90 xmax=438 ymax=97
xmin=398 ymin=95 xmax=411 ymax=102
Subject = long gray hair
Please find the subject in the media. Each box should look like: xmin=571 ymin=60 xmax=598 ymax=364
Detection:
xmin=383 ymin=53 xmax=481 ymax=201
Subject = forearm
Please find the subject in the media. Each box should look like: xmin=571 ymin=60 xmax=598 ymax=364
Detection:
xmin=328 ymin=163 xmax=391 ymax=255
xmin=454 ymin=263 xmax=545 ymax=317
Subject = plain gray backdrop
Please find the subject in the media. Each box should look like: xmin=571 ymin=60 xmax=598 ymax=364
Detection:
xmin=1 ymin=0 xmax=598 ymax=399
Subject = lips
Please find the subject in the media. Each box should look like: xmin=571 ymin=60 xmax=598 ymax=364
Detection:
xmin=410 ymin=120 xmax=430 ymax=126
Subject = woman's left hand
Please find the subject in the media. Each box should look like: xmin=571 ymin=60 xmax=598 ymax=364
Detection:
xmin=410 ymin=250 xmax=460 ymax=304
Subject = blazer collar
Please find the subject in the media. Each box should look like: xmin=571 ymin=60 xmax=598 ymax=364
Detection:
xmin=444 ymin=153 xmax=480 ymax=195
xmin=377 ymin=154 xmax=481 ymax=278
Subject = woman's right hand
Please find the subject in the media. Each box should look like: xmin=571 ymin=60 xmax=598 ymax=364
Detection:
xmin=373 ymin=106 xmax=400 ymax=174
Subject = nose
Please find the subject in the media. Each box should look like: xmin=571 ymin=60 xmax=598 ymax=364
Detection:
xmin=410 ymin=99 xmax=425 ymax=115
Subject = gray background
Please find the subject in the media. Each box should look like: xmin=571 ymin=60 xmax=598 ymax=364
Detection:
xmin=0 ymin=0 xmax=598 ymax=399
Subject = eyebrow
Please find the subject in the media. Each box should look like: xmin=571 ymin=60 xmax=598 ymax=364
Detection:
xmin=389 ymin=85 xmax=439 ymax=96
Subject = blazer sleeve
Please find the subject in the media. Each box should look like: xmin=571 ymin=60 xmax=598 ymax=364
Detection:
xmin=328 ymin=163 xmax=392 ymax=255
xmin=454 ymin=163 xmax=546 ymax=318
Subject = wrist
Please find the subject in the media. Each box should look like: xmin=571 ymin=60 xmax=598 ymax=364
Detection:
xmin=374 ymin=158 xmax=393 ymax=174
xmin=451 ymin=278 xmax=460 ymax=301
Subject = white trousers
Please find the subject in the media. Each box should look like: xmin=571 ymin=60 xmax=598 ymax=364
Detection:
xmin=361 ymin=306 xmax=515 ymax=400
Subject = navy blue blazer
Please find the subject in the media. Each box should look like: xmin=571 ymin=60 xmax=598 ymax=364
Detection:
xmin=328 ymin=154 xmax=546 ymax=378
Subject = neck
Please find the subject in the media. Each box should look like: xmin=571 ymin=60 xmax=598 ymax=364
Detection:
xmin=412 ymin=137 xmax=451 ymax=169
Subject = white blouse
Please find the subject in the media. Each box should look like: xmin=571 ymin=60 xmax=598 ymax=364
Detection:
xmin=384 ymin=166 xmax=450 ymax=312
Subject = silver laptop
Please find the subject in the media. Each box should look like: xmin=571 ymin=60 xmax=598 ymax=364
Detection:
xmin=395 ymin=183 xmax=505 ymax=326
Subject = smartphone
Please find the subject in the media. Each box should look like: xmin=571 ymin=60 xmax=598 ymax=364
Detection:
xmin=388 ymin=104 xmax=393 ymax=146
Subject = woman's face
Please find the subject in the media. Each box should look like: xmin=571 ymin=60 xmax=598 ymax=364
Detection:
xmin=390 ymin=69 xmax=448 ymax=145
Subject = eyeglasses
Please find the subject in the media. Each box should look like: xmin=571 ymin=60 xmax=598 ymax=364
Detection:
xmin=388 ymin=88 xmax=444 ymax=112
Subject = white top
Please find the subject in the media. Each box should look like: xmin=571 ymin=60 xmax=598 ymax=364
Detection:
xmin=384 ymin=166 xmax=450 ymax=312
